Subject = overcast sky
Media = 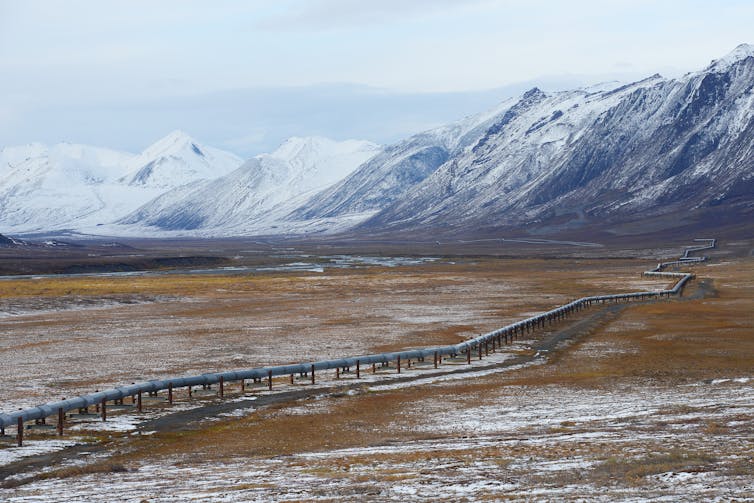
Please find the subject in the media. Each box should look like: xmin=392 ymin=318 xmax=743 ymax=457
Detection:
xmin=1 ymin=0 xmax=753 ymax=157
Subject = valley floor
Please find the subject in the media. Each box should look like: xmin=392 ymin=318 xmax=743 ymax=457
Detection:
xmin=0 ymin=242 xmax=752 ymax=501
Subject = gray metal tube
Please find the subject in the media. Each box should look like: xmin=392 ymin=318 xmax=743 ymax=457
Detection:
xmin=0 ymin=239 xmax=715 ymax=428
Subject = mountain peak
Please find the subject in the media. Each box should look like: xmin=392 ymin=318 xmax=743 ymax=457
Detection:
xmin=120 ymin=131 xmax=242 ymax=189
xmin=163 ymin=129 xmax=194 ymax=141
xmin=708 ymin=43 xmax=754 ymax=72
xmin=522 ymin=87 xmax=546 ymax=100
xmin=269 ymin=136 xmax=379 ymax=162
xmin=276 ymin=135 xmax=330 ymax=150
xmin=143 ymin=130 xmax=199 ymax=156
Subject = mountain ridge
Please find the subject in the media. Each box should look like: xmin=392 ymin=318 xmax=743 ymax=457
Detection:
xmin=109 ymin=136 xmax=381 ymax=235
xmin=349 ymin=45 xmax=754 ymax=237
xmin=2 ymin=44 xmax=752 ymax=239
xmin=0 ymin=131 xmax=243 ymax=234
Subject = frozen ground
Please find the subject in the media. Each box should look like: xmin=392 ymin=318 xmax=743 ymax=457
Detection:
xmin=1 ymin=255 xmax=751 ymax=501
xmin=2 ymin=374 xmax=750 ymax=501
xmin=0 ymin=260 xmax=649 ymax=411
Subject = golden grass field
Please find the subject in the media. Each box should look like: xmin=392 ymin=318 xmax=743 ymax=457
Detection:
xmin=0 ymin=257 xmax=671 ymax=409
xmin=0 ymin=244 xmax=752 ymax=501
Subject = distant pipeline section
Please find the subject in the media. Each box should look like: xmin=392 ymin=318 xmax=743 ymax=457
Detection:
xmin=0 ymin=239 xmax=717 ymax=443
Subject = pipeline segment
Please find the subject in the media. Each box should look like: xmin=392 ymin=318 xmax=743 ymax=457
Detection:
xmin=0 ymin=239 xmax=716 ymax=429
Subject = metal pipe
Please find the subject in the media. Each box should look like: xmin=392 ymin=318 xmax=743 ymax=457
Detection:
xmin=0 ymin=240 xmax=715 ymax=430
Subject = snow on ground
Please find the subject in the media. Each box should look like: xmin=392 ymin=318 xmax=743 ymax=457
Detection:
xmin=0 ymin=267 xmax=530 ymax=412
xmin=0 ymin=440 xmax=80 ymax=467
xmin=3 ymin=260 xmax=746 ymax=500
xmin=2 ymin=364 xmax=751 ymax=501
xmin=414 ymin=379 xmax=752 ymax=436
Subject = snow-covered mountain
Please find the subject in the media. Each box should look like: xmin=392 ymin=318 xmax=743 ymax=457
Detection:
xmin=0 ymin=132 xmax=243 ymax=234
xmin=3 ymin=45 xmax=753 ymax=239
xmin=356 ymin=44 xmax=754 ymax=235
xmin=116 ymin=136 xmax=381 ymax=233
xmin=0 ymin=143 xmax=136 ymax=233
xmin=292 ymin=98 xmax=516 ymax=223
xmin=119 ymin=130 xmax=242 ymax=188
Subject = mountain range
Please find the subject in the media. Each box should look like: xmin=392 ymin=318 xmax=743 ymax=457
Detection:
xmin=2 ymin=44 xmax=753 ymax=239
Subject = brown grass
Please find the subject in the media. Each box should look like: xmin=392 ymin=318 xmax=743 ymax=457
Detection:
xmin=93 ymin=256 xmax=753 ymax=468
xmin=4 ymin=253 xmax=753 ymax=497
xmin=592 ymin=450 xmax=717 ymax=484
xmin=0 ymin=257 xmax=657 ymax=298
xmin=0 ymin=256 xmax=668 ymax=408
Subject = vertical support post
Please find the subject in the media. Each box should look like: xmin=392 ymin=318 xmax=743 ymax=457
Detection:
xmin=101 ymin=399 xmax=107 ymax=422
xmin=188 ymin=386 xmax=192 ymax=398
xmin=434 ymin=351 xmax=438 ymax=369
xmin=478 ymin=343 xmax=483 ymax=360
xmin=168 ymin=383 xmax=173 ymax=404
xmin=485 ymin=340 xmax=489 ymax=356
xmin=397 ymin=355 xmax=401 ymax=374
xmin=336 ymin=367 xmax=340 ymax=379
xmin=311 ymin=364 xmax=315 ymax=384
xmin=17 ymin=417 xmax=23 ymax=447
xmin=268 ymin=370 xmax=273 ymax=391
xmin=241 ymin=379 xmax=245 ymax=393
xmin=356 ymin=360 xmax=360 ymax=379
xmin=467 ymin=348 xmax=471 ymax=364
xmin=290 ymin=373 xmax=294 ymax=385
xmin=57 ymin=407 xmax=64 ymax=436
xmin=372 ymin=363 xmax=376 ymax=373
xmin=219 ymin=376 xmax=224 ymax=398
xmin=137 ymin=390 xmax=143 ymax=412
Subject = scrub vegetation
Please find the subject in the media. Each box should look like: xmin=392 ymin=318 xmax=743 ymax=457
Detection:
xmin=1 ymin=242 xmax=752 ymax=500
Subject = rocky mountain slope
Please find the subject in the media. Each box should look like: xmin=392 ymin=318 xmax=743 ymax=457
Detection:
xmin=353 ymin=44 xmax=754 ymax=236
xmin=2 ymin=45 xmax=752 ymax=239
xmin=292 ymin=99 xmax=515 ymax=223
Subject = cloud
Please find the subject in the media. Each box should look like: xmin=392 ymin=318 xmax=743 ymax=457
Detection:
xmin=1 ymin=2 xmax=753 ymax=151
xmin=256 ymin=0 xmax=491 ymax=31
